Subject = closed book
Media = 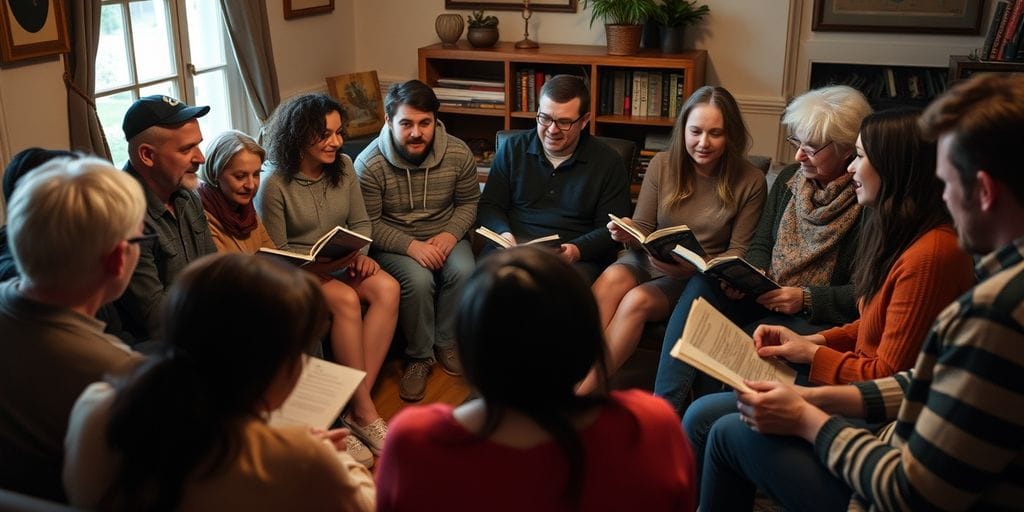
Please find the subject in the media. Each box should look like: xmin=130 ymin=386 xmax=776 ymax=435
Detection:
xmin=1000 ymin=0 xmax=1024 ymax=60
xmin=982 ymin=1 xmax=1009 ymax=60
xmin=648 ymin=72 xmax=661 ymax=117
xmin=991 ymin=0 xmax=1017 ymax=60
xmin=613 ymin=70 xmax=625 ymax=115
xmin=1004 ymin=6 xmax=1024 ymax=60
xmin=624 ymin=70 xmax=633 ymax=114
xmin=661 ymin=73 xmax=671 ymax=117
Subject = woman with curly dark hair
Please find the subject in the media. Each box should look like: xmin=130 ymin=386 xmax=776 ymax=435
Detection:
xmin=256 ymin=94 xmax=398 ymax=467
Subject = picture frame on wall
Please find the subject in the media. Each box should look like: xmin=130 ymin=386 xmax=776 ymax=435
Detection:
xmin=325 ymin=71 xmax=386 ymax=139
xmin=284 ymin=0 xmax=335 ymax=20
xmin=444 ymin=0 xmax=577 ymax=13
xmin=0 ymin=0 xmax=70 ymax=64
xmin=812 ymin=0 xmax=986 ymax=34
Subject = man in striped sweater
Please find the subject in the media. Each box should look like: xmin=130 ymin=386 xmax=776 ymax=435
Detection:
xmin=355 ymin=80 xmax=480 ymax=402
xmin=698 ymin=72 xmax=1024 ymax=511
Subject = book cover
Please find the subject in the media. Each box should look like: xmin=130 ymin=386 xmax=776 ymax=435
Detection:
xmin=268 ymin=357 xmax=366 ymax=430
xmin=475 ymin=226 xmax=560 ymax=249
xmin=608 ymin=214 xmax=704 ymax=263
xmin=258 ymin=226 xmax=371 ymax=266
xmin=672 ymin=245 xmax=781 ymax=298
xmin=670 ymin=298 xmax=796 ymax=393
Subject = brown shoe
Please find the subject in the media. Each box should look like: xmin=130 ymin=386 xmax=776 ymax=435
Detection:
xmin=435 ymin=346 xmax=462 ymax=376
xmin=399 ymin=359 xmax=432 ymax=401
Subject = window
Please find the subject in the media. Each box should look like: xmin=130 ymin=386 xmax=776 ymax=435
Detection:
xmin=95 ymin=0 xmax=257 ymax=165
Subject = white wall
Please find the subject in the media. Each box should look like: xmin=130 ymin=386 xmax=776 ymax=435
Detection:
xmin=266 ymin=0 xmax=358 ymax=98
xmin=0 ymin=57 xmax=69 ymax=161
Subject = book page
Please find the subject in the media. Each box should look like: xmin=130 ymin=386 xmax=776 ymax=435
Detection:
xmin=607 ymin=214 xmax=647 ymax=243
xmin=670 ymin=298 xmax=795 ymax=393
xmin=268 ymin=357 xmax=366 ymax=430
xmin=475 ymin=226 xmax=513 ymax=249
xmin=312 ymin=226 xmax=372 ymax=261
xmin=524 ymin=233 xmax=561 ymax=247
xmin=672 ymin=244 xmax=708 ymax=271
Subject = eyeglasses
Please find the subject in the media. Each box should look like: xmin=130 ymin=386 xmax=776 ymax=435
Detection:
xmin=786 ymin=136 xmax=834 ymax=158
xmin=536 ymin=112 xmax=585 ymax=131
xmin=127 ymin=233 xmax=159 ymax=245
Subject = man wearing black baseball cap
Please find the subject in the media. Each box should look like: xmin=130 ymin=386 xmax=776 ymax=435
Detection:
xmin=115 ymin=95 xmax=217 ymax=344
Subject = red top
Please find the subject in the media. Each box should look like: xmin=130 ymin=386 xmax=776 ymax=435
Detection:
xmin=812 ymin=225 xmax=974 ymax=385
xmin=375 ymin=390 xmax=696 ymax=512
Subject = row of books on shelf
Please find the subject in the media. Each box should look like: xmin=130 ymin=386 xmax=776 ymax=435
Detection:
xmin=598 ymin=69 xmax=686 ymax=119
xmin=817 ymin=67 xmax=947 ymax=101
xmin=512 ymin=68 xmax=554 ymax=112
xmin=983 ymin=0 xmax=1024 ymax=62
xmin=434 ymin=77 xmax=506 ymax=110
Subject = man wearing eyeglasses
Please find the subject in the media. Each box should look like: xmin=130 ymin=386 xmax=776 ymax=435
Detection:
xmin=478 ymin=74 xmax=631 ymax=283
xmin=115 ymin=95 xmax=217 ymax=344
xmin=0 ymin=158 xmax=143 ymax=501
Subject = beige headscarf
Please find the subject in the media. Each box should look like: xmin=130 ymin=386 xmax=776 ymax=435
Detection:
xmin=770 ymin=172 xmax=861 ymax=286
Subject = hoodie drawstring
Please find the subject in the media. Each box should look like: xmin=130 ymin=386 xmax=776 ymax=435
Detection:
xmin=403 ymin=167 xmax=430 ymax=209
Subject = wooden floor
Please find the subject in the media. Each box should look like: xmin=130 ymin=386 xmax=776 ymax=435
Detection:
xmin=370 ymin=357 xmax=472 ymax=421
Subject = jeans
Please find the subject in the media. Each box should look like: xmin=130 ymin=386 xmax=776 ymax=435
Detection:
xmin=374 ymin=239 xmax=475 ymax=360
xmin=654 ymin=274 xmax=830 ymax=418
xmin=701 ymin=412 xmax=851 ymax=512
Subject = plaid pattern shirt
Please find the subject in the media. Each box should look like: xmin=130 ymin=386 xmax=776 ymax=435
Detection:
xmin=814 ymin=236 xmax=1024 ymax=511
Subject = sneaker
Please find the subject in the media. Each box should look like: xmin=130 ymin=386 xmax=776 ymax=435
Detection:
xmin=435 ymin=346 xmax=462 ymax=376
xmin=399 ymin=359 xmax=432 ymax=402
xmin=345 ymin=416 xmax=388 ymax=454
xmin=344 ymin=434 xmax=374 ymax=469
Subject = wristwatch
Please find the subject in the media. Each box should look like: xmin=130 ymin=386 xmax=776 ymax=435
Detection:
xmin=801 ymin=287 xmax=812 ymax=314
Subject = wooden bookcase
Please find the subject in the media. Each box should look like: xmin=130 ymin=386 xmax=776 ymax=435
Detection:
xmin=948 ymin=55 xmax=1024 ymax=85
xmin=418 ymin=42 xmax=707 ymax=166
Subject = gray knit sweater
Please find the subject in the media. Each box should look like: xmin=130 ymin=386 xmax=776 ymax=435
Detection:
xmin=354 ymin=120 xmax=480 ymax=254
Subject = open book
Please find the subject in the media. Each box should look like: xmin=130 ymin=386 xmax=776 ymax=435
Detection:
xmin=672 ymin=245 xmax=781 ymax=297
xmin=670 ymin=298 xmax=796 ymax=393
xmin=268 ymin=356 xmax=366 ymax=429
xmin=258 ymin=226 xmax=371 ymax=266
xmin=475 ymin=226 xmax=561 ymax=249
xmin=608 ymin=214 xmax=705 ymax=263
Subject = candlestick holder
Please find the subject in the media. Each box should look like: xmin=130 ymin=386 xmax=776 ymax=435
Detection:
xmin=514 ymin=0 xmax=539 ymax=49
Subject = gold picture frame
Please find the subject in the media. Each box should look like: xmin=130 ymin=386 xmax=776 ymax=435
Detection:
xmin=0 ymin=0 xmax=70 ymax=63
xmin=326 ymin=71 xmax=386 ymax=139
xmin=812 ymin=0 xmax=986 ymax=34
xmin=284 ymin=0 xmax=335 ymax=20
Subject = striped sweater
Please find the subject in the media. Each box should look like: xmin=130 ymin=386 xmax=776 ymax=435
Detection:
xmin=814 ymin=237 xmax=1024 ymax=511
xmin=354 ymin=121 xmax=480 ymax=254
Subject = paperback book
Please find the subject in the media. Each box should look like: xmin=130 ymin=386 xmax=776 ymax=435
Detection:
xmin=608 ymin=214 xmax=704 ymax=263
xmin=268 ymin=356 xmax=366 ymax=429
xmin=672 ymin=245 xmax=780 ymax=297
xmin=475 ymin=226 xmax=560 ymax=249
xmin=258 ymin=226 xmax=371 ymax=266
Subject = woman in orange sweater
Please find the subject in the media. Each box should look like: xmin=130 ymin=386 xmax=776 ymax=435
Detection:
xmin=682 ymin=108 xmax=975 ymax=491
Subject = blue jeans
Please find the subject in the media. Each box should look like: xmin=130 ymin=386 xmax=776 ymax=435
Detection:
xmin=654 ymin=274 xmax=829 ymax=417
xmin=374 ymin=239 xmax=475 ymax=360
xmin=701 ymin=412 xmax=851 ymax=512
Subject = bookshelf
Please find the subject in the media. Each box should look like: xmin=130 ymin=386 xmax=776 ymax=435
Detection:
xmin=948 ymin=55 xmax=1024 ymax=85
xmin=418 ymin=42 xmax=707 ymax=175
xmin=809 ymin=62 xmax=949 ymax=111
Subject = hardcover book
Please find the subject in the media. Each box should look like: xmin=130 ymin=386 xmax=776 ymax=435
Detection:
xmin=672 ymin=245 xmax=781 ymax=297
xmin=258 ymin=226 xmax=371 ymax=266
xmin=475 ymin=226 xmax=560 ymax=249
xmin=608 ymin=214 xmax=704 ymax=263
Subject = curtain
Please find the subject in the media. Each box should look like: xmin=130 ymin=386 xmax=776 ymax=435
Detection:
xmin=219 ymin=0 xmax=281 ymax=125
xmin=64 ymin=0 xmax=111 ymax=160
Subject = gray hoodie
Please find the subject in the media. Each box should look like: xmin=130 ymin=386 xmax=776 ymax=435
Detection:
xmin=354 ymin=120 xmax=480 ymax=254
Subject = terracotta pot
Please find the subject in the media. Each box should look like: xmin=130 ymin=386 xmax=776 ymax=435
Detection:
xmin=435 ymin=13 xmax=464 ymax=47
xmin=467 ymin=27 xmax=499 ymax=48
xmin=605 ymin=24 xmax=643 ymax=56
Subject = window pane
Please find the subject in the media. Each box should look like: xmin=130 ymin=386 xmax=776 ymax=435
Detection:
xmin=96 ymin=92 xmax=135 ymax=166
xmin=140 ymin=80 xmax=178 ymax=99
xmin=185 ymin=0 xmax=225 ymax=71
xmin=130 ymin=0 xmax=175 ymax=83
xmin=96 ymin=4 xmax=130 ymax=92
xmin=193 ymin=69 xmax=230 ymax=141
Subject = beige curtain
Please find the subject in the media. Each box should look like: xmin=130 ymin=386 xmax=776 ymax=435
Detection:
xmin=65 ymin=0 xmax=111 ymax=160
xmin=220 ymin=0 xmax=281 ymax=124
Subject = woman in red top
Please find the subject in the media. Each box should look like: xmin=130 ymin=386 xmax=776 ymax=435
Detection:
xmin=375 ymin=247 xmax=696 ymax=511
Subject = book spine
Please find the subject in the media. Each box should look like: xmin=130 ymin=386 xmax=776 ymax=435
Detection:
xmin=674 ymin=72 xmax=685 ymax=117
xmin=661 ymin=73 xmax=670 ymax=117
xmin=991 ymin=0 xmax=1016 ymax=60
xmin=624 ymin=70 xmax=632 ymax=115
xmin=1001 ymin=0 xmax=1024 ymax=60
xmin=613 ymin=70 xmax=625 ymax=116
xmin=983 ymin=2 xmax=1009 ymax=60
xmin=520 ymin=70 xmax=529 ymax=112
xmin=648 ymin=72 xmax=661 ymax=117
xmin=1005 ymin=6 xmax=1024 ymax=60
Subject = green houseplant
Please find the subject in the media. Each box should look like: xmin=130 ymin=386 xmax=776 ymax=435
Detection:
xmin=582 ymin=0 xmax=659 ymax=55
xmin=466 ymin=10 xmax=500 ymax=48
xmin=654 ymin=0 xmax=709 ymax=53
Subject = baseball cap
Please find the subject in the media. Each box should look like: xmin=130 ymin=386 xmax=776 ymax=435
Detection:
xmin=122 ymin=95 xmax=210 ymax=141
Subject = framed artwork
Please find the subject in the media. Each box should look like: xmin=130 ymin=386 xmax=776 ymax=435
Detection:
xmin=284 ymin=0 xmax=335 ymax=20
xmin=444 ymin=0 xmax=577 ymax=13
xmin=812 ymin=0 xmax=986 ymax=34
xmin=0 ymin=0 xmax=70 ymax=63
xmin=325 ymin=71 xmax=386 ymax=139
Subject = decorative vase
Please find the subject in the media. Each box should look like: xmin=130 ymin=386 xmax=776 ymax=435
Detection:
xmin=604 ymin=24 xmax=643 ymax=56
xmin=660 ymin=25 xmax=685 ymax=53
xmin=435 ymin=13 xmax=464 ymax=47
xmin=467 ymin=27 xmax=499 ymax=48
xmin=641 ymin=17 xmax=660 ymax=49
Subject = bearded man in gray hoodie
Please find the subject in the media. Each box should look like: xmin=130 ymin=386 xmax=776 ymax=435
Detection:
xmin=355 ymin=80 xmax=480 ymax=402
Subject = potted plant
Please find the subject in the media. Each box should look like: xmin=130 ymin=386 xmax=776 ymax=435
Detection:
xmin=466 ymin=10 xmax=500 ymax=49
xmin=582 ymin=0 xmax=659 ymax=55
xmin=654 ymin=0 xmax=709 ymax=53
